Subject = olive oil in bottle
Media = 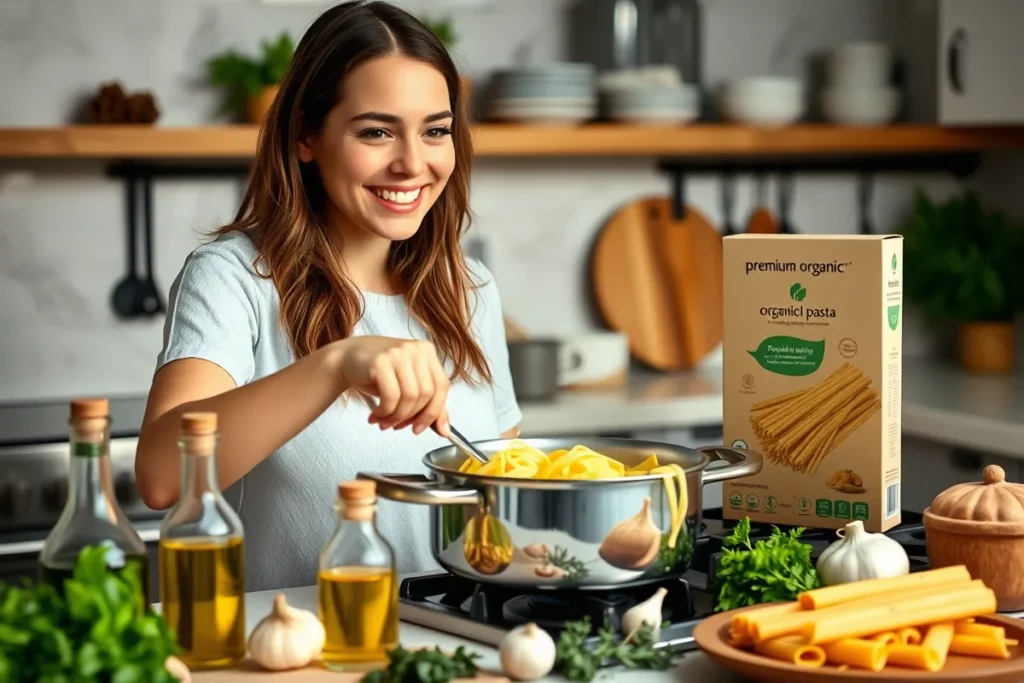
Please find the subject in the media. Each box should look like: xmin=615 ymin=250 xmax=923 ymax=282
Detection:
xmin=318 ymin=480 xmax=398 ymax=669
xmin=159 ymin=413 xmax=246 ymax=670
xmin=38 ymin=398 xmax=150 ymax=605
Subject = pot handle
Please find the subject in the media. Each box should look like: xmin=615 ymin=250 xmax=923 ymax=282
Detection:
xmin=697 ymin=447 xmax=764 ymax=485
xmin=356 ymin=473 xmax=484 ymax=506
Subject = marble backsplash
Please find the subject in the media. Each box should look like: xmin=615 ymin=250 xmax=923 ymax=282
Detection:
xmin=0 ymin=0 xmax=1016 ymax=402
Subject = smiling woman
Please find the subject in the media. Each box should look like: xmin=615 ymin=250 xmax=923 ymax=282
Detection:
xmin=134 ymin=0 xmax=522 ymax=592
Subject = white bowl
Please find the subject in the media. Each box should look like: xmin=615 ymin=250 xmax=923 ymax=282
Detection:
xmin=828 ymin=41 xmax=892 ymax=87
xmin=720 ymin=77 xmax=805 ymax=126
xmin=822 ymin=87 xmax=900 ymax=126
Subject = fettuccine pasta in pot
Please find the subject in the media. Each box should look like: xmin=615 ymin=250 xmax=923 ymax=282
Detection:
xmin=457 ymin=440 xmax=689 ymax=548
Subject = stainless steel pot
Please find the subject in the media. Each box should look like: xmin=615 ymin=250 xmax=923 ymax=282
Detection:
xmin=358 ymin=437 xmax=761 ymax=591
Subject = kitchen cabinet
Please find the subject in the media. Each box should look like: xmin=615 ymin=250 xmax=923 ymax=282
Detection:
xmin=938 ymin=0 xmax=1024 ymax=124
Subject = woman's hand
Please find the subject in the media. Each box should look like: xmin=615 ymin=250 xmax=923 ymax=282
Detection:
xmin=337 ymin=336 xmax=452 ymax=436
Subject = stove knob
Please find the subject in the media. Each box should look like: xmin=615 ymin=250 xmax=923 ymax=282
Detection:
xmin=0 ymin=479 xmax=32 ymax=518
xmin=115 ymin=472 xmax=138 ymax=507
xmin=42 ymin=479 xmax=69 ymax=513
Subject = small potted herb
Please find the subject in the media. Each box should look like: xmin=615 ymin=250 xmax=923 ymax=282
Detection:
xmin=206 ymin=32 xmax=295 ymax=124
xmin=898 ymin=189 xmax=1024 ymax=373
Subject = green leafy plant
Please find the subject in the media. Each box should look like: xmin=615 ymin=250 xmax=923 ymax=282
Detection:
xmin=0 ymin=546 xmax=179 ymax=682
xmin=714 ymin=517 xmax=820 ymax=612
xmin=206 ymin=32 xmax=295 ymax=120
xmin=421 ymin=17 xmax=457 ymax=47
xmin=360 ymin=645 xmax=480 ymax=683
xmin=540 ymin=545 xmax=590 ymax=582
xmin=554 ymin=617 xmax=682 ymax=682
xmin=898 ymin=189 xmax=1024 ymax=324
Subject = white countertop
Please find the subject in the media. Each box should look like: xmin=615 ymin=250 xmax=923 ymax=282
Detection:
xmin=520 ymin=357 xmax=1024 ymax=459
xmin=241 ymin=584 xmax=737 ymax=682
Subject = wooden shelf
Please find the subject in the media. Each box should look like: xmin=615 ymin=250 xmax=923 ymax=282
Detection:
xmin=1 ymin=124 xmax=1023 ymax=160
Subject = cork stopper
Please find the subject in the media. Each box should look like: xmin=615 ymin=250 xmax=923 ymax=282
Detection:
xmin=338 ymin=480 xmax=376 ymax=502
xmin=181 ymin=412 xmax=218 ymax=435
xmin=70 ymin=398 xmax=109 ymax=420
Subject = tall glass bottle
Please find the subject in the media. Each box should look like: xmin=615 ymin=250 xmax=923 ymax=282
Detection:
xmin=38 ymin=398 xmax=149 ymax=604
xmin=318 ymin=480 xmax=399 ymax=670
xmin=159 ymin=412 xmax=246 ymax=670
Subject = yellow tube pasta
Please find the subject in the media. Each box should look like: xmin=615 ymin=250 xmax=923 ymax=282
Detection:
xmin=821 ymin=638 xmax=888 ymax=671
xmin=797 ymin=564 xmax=972 ymax=609
xmin=886 ymin=644 xmax=941 ymax=672
xmin=898 ymin=627 xmax=922 ymax=646
xmin=949 ymin=634 xmax=1011 ymax=659
xmin=753 ymin=636 xmax=826 ymax=668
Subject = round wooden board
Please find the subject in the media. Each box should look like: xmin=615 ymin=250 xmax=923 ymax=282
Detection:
xmin=590 ymin=197 xmax=723 ymax=371
xmin=694 ymin=605 xmax=1024 ymax=683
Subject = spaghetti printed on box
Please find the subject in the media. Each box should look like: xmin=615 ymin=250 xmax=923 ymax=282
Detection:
xmin=722 ymin=233 xmax=903 ymax=532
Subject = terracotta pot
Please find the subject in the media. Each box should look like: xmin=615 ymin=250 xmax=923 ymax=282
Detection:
xmin=958 ymin=321 xmax=1014 ymax=373
xmin=923 ymin=464 xmax=1024 ymax=611
xmin=247 ymin=84 xmax=279 ymax=125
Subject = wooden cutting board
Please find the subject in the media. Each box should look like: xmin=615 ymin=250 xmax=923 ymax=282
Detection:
xmin=591 ymin=196 xmax=723 ymax=371
xmin=192 ymin=659 xmax=509 ymax=681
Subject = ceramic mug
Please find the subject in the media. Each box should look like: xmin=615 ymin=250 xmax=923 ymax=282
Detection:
xmin=558 ymin=332 xmax=630 ymax=387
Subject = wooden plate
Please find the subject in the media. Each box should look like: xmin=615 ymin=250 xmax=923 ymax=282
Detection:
xmin=693 ymin=605 xmax=1024 ymax=683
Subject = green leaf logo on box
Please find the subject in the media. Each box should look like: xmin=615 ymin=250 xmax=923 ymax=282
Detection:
xmin=888 ymin=304 xmax=901 ymax=330
xmin=789 ymin=282 xmax=807 ymax=301
xmin=891 ymin=254 xmax=898 ymax=273
xmin=748 ymin=335 xmax=826 ymax=376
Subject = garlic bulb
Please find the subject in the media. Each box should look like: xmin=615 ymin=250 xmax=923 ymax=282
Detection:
xmin=248 ymin=594 xmax=327 ymax=671
xmin=816 ymin=520 xmax=910 ymax=587
xmin=164 ymin=656 xmax=191 ymax=682
xmin=622 ymin=587 xmax=667 ymax=640
xmin=598 ymin=497 xmax=662 ymax=570
xmin=499 ymin=623 xmax=556 ymax=681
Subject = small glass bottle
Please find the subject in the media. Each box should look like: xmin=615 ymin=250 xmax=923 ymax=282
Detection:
xmin=159 ymin=412 xmax=246 ymax=670
xmin=318 ymin=480 xmax=399 ymax=670
xmin=38 ymin=398 xmax=149 ymax=604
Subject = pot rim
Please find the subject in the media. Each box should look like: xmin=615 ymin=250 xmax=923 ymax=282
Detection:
xmin=421 ymin=436 xmax=714 ymax=490
xmin=923 ymin=506 xmax=1024 ymax=537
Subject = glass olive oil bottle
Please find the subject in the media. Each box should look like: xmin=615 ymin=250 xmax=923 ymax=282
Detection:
xmin=38 ymin=398 xmax=149 ymax=604
xmin=318 ymin=480 xmax=398 ymax=670
xmin=159 ymin=412 xmax=246 ymax=670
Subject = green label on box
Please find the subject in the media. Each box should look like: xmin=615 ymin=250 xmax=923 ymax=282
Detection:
xmin=888 ymin=304 xmax=901 ymax=331
xmin=853 ymin=502 xmax=870 ymax=520
xmin=747 ymin=336 xmax=825 ymax=377
xmin=815 ymin=499 xmax=833 ymax=517
xmin=835 ymin=500 xmax=852 ymax=519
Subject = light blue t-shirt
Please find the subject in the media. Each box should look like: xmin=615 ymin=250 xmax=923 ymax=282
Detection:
xmin=155 ymin=231 xmax=522 ymax=591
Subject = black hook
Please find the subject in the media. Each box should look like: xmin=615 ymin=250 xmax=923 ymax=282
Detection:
xmin=858 ymin=172 xmax=874 ymax=235
xmin=777 ymin=173 xmax=796 ymax=234
xmin=721 ymin=172 xmax=737 ymax=235
xmin=671 ymin=170 xmax=687 ymax=221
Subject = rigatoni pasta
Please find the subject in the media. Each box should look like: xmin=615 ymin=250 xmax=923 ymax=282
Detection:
xmin=749 ymin=362 xmax=881 ymax=475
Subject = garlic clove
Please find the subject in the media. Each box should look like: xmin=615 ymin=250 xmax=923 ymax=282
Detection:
xmin=621 ymin=587 xmax=668 ymax=640
xmin=165 ymin=655 xmax=191 ymax=682
xmin=522 ymin=543 xmax=549 ymax=560
xmin=817 ymin=520 xmax=910 ymax=587
xmin=499 ymin=622 xmax=557 ymax=681
xmin=598 ymin=497 xmax=662 ymax=570
xmin=248 ymin=593 xmax=324 ymax=671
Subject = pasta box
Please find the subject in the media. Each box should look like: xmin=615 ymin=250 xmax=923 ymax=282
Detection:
xmin=721 ymin=233 xmax=903 ymax=533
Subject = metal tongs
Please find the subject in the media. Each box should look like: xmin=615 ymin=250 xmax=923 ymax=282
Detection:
xmin=433 ymin=423 xmax=490 ymax=464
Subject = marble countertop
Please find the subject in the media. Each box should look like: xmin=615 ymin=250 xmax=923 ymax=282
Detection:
xmin=520 ymin=357 xmax=1024 ymax=459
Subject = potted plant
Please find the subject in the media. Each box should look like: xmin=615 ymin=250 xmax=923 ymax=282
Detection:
xmin=899 ymin=189 xmax=1024 ymax=374
xmin=422 ymin=16 xmax=473 ymax=114
xmin=206 ymin=32 xmax=295 ymax=125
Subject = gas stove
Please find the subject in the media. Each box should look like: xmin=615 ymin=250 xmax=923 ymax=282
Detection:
xmin=397 ymin=508 xmax=929 ymax=656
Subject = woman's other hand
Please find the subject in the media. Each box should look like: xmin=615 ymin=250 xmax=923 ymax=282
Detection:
xmin=337 ymin=336 xmax=451 ymax=436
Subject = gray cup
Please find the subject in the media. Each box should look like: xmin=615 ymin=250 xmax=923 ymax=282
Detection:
xmin=507 ymin=339 xmax=561 ymax=403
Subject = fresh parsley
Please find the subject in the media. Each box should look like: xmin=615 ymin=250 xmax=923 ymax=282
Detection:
xmin=713 ymin=517 xmax=821 ymax=612
xmin=360 ymin=645 xmax=480 ymax=683
xmin=0 ymin=545 xmax=179 ymax=683
xmin=553 ymin=617 xmax=682 ymax=682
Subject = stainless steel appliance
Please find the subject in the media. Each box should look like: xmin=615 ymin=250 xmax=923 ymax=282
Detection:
xmin=395 ymin=508 xmax=930 ymax=657
xmin=0 ymin=396 xmax=163 ymax=601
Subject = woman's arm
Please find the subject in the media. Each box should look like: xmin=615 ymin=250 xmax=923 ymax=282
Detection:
xmin=136 ymin=343 xmax=348 ymax=510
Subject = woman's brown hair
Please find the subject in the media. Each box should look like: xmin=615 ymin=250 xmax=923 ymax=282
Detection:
xmin=214 ymin=0 xmax=491 ymax=384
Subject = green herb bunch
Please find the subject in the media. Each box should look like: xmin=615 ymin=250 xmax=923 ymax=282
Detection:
xmin=421 ymin=17 xmax=457 ymax=47
xmin=206 ymin=32 xmax=295 ymax=120
xmin=360 ymin=645 xmax=480 ymax=683
xmin=553 ymin=617 xmax=682 ymax=682
xmin=0 ymin=546 xmax=179 ymax=683
xmin=898 ymin=189 xmax=1024 ymax=324
xmin=714 ymin=517 xmax=820 ymax=612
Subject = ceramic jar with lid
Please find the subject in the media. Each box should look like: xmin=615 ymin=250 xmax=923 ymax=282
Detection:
xmin=923 ymin=464 xmax=1024 ymax=611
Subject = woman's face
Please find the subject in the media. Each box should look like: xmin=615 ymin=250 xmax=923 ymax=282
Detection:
xmin=299 ymin=55 xmax=456 ymax=243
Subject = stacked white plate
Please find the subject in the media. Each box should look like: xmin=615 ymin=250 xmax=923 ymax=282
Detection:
xmin=822 ymin=42 xmax=900 ymax=126
xmin=600 ymin=66 xmax=701 ymax=125
xmin=488 ymin=63 xmax=597 ymax=125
